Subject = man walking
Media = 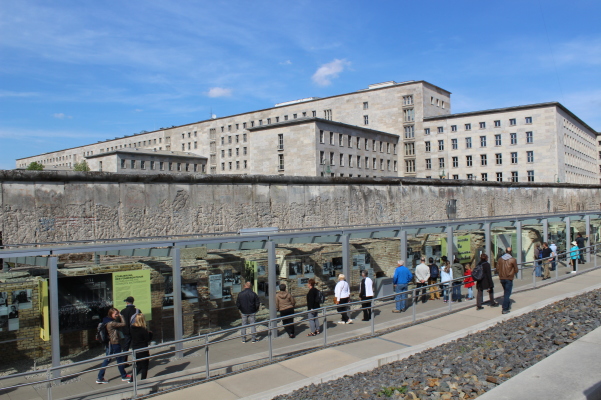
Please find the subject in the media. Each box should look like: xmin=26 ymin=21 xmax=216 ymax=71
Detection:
xmin=120 ymin=296 xmax=138 ymax=356
xmin=576 ymin=233 xmax=588 ymax=264
xmin=236 ymin=281 xmax=261 ymax=343
xmin=427 ymin=257 xmax=440 ymax=300
xmin=359 ymin=270 xmax=374 ymax=321
xmin=541 ymin=242 xmax=553 ymax=280
xmin=392 ymin=260 xmax=413 ymax=313
xmin=497 ymin=247 xmax=518 ymax=314
xmin=414 ymin=257 xmax=430 ymax=303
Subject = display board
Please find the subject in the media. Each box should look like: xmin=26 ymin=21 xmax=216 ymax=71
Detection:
xmin=441 ymin=234 xmax=472 ymax=263
xmin=113 ymin=270 xmax=152 ymax=321
xmin=39 ymin=280 xmax=49 ymax=341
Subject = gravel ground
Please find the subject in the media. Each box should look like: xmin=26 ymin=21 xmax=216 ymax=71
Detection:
xmin=273 ymin=289 xmax=601 ymax=400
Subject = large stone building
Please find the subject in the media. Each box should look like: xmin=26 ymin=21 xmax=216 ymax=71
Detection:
xmin=15 ymin=80 xmax=600 ymax=183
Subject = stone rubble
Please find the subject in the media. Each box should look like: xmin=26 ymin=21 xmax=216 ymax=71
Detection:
xmin=273 ymin=289 xmax=601 ymax=399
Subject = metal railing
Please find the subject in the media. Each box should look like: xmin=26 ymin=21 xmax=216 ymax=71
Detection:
xmin=1 ymin=243 xmax=599 ymax=400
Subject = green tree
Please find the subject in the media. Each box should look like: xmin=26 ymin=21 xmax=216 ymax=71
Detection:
xmin=73 ymin=160 xmax=91 ymax=172
xmin=26 ymin=162 xmax=44 ymax=171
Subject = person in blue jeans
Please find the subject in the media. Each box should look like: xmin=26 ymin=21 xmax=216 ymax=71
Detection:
xmin=392 ymin=260 xmax=413 ymax=313
xmin=96 ymin=308 xmax=130 ymax=384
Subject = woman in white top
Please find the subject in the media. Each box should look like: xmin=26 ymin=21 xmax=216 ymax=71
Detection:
xmin=439 ymin=257 xmax=453 ymax=303
xmin=334 ymin=274 xmax=352 ymax=324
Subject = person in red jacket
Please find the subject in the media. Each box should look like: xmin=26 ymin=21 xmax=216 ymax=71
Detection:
xmin=464 ymin=266 xmax=475 ymax=300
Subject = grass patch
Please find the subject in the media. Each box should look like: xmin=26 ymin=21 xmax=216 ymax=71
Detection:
xmin=376 ymin=386 xmax=408 ymax=397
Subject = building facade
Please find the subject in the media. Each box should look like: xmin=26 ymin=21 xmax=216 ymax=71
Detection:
xmin=14 ymin=80 xmax=599 ymax=183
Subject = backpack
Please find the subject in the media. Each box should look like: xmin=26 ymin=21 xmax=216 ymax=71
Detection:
xmin=471 ymin=263 xmax=484 ymax=281
xmin=318 ymin=290 xmax=326 ymax=305
xmin=96 ymin=321 xmax=110 ymax=345
xmin=429 ymin=264 xmax=439 ymax=279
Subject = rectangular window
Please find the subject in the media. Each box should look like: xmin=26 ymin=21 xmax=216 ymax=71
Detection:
xmin=465 ymin=123 xmax=471 ymax=130
xmin=312 ymin=110 xmax=316 ymax=117
xmin=365 ymin=156 xmax=369 ymax=169
xmin=221 ymin=162 xmax=225 ymax=171
xmin=380 ymin=159 xmax=384 ymax=170
xmin=320 ymin=151 xmax=325 ymax=164
xmin=466 ymin=155 xmax=473 ymax=167
xmin=481 ymin=154 xmax=487 ymax=166
xmin=228 ymin=149 xmax=232 ymax=157
xmin=439 ymin=158 xmax=445 ymax=169
xmin=373 ymin=140 xmax=377 ymax=151
xmin=511 ymin=171 xmax=518 ymax=182
xmin=494 ymin=120 xmax=501 ymax=127
xmin=373 ymin=158 xmax=377 ymax=169
xmin=131 ymin=160 xmax=136 ymax=169
xmin=278 ymin=133 xmax=284 ymax=150
xmin=324 ymin=109 xmax=332 ymax=120
xmin=527 ymin=170 xmax=534 ymax=182
xmin=330 ymin=132 xmax=334 ymax=145
xmin=495 ymin=134 xmax=502 ymax=146
xmin=387 ymin=143 xmax=390 ymax=153
xmin=140 ymin=160 xmax=146 ymax=170
xmin=182 ymin=143 xmax=185 ymax=151
xmin=495 ymin=153 xmax=502 ymax=165
xmin=278 ymin=154 xmax=284 ymax=170
xmin=479 ymin=122 xmax=486 ymax=129
xmin=244 ymin=160 xmax=247 ymax=169
xmin=451 ymin=138 xmax=458 ymax=149
xmin=380 ymin=141 xmax=384 ymax=153
xmin=511 ymin=152 xmax=518 ymax=164
xmin=426 ymin=159 xmax=431 ymax=170
xmin=467 ymin=174 xmax=473 ymax=180
xmin=509 ymin=118 xmax=516 ymax=126
xmin=496 ymin=172 xmax=503 ymax=182
xmin=510 ymin=133 xmax=517 ymax=145
xmin=480 ymin=136 xmax=487 ymax=147
xmin=394 ymin=160 xmax=398 ymax=171
xmin=228 ymin=136 xmax=232 ymax=144
xmin=177 ymin=162 xmax=182 ymax=171
xmin=228 ymin=162 xmax=232 ymax=170
xmin=405 ymin=160 xmax=415 ymax=173
xmin=403 ymin=95 xmax=413 ymax=105
xmin=438 ymin=140 xmax=444 ymax=151
xmin=320 ymin=130 xmax=324 ymax=143
xmin=185 ymin=163 xmax=190 ymax=172
xmin=243 ymin=133 xmax=247 ymax=142
xmin=451 ymin=125 xmax=457 ymax=132
xmin=452 ymin=156 xmax=458 ymax=167
xmin=267 ymin=118 xmax=271 ymax=124
xmin=340 ymin=153 xmax=344 ymax=167
xmin=235 ymin=135 xmax=239 ymax=143
xmin=405 ymin=142 xmax=415 ymax=155
xmin=525 ymin=117 xmax=532 ymax=124
xmin=466 ymin=137 xmax=472 ymax=148
xmin=121 ymin=159 xmax=126 ymax=169
xmin=453 ymin=175 xmax=459 ymax=180
xmin=526 ymin=131 xmax=533 ymax=143
xmin=404 ymin=125 xmax=415 ymax=138
xmin=527 ymin=151 xmax=534 ymax=162
xmin=194 ymin=141 xmax=198 ymax=149
xmin=424 ymin=128 xmax=430 ymax=135
xmin=438 ymin=126 xmax=444 ymax=133
xmin=357 ymin=155 xmax=361 ymax=168
xmin=387 ymin=160 xmax=391 ymax=171
xmin=393 ymin=144 xmax=397 ymax=154
xmin=425 ymin=141 xmax=431 ymax=152
xmin=403 ymin=108 xmax=415 ymax=122
xmin=349 ymin=154 xmax=353 ymax=167
xmin=365 ymin=138 xmax=369 ymax=150
xmin=356 ymin=137 xmax=361 ymax=149
xmin=159 ymin=161 xmax=164 ymax=171
xmin=348 ymin=135 xmax=352 ymax=148
xmin=364 ymin=115 xmax=369 ymax=125
xmin=330 ymin=152 xmax=335 ymax=165
xmin=169 ymin=162 xmax=173 ymax=171
xmin=339 ymin=133 xmax=344 ymax=146
xmin=481 ymin=173 xmax=488 ymax=181
xmin=243 ymin=147 xmax=247 ymax=155
xmin=284 ymin=115 xmax=288 ymax=121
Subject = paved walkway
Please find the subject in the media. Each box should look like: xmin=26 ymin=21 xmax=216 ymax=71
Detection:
xmin=1 ymin=257 xmax=599 ymax=400
xmin=152 ymin=263 xmax=601 ymax=400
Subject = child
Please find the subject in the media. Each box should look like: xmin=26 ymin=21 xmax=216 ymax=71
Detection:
xmin=464 ymin=267 xmax=475 ymax=300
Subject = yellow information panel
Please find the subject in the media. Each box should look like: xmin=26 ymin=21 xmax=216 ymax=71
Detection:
xmin=39 ymin=279 xmax=49 ymax=341
xmin=112 ymin=270 xmax=152 ymax=321
xmin=441 ymin=235 xmax=472 ymax=263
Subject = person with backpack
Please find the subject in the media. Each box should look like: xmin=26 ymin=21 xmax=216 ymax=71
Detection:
xmin=541 ymin=242 xmax=553 ymax=280
xmin=306 ymin=278 xmax=321 ymax=335
xmin=120 ymin=296 xmax=139 ymax=359
xmin=236 ymin=281 xmax=261 ymax=343
xmin=497 ymin=247 xmax=519 ymax=314
xmin=534 ymin=244 xmax=542 ymax=277
xmin=359 ymin=270 xmax=374 ymax=321
xmin=96 ymin=308 xmax=130 ymax=384
xmin=427 ymin=257 xmax=440 ymax=300
xmin=475 ymin=254 xmax=498 ymax=310
xmin=129 ymin=312 xmax=152 ymax=382
xmin=464 ymin=266 xmax=475 ymax=300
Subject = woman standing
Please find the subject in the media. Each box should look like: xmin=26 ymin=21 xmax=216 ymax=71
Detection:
xmin=306 ymin=279 xmax=321 ymax=336
xmin=440 ymin=258 xmax=453 ymax=303
xmin=464 ymin=266 xmax=475 ymax=300
xmin=129 ymin=312 xmax=152 ymax=382
xmin=476 ymin=254 xmax=499 ymax=310
xmin=569 ymin=241 xmax=579 ymax=273
xmin=334 ymin=274 xmax=352 ymax=324
xmin=276 ymin=284 xmax=296 ymax=338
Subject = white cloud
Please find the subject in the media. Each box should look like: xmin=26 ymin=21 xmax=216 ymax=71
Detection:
xmin=206 ymin=87 xmax=232 ymax=98
xmin=279 ymin=60 xmax=292 ymax=65
xmin=0 ymin=90 xmax=39 ymax=98
xmin=312 ymin=59 xmax=350 ymax=86
xmin=53 ymin=113 xmax=72 ymax=119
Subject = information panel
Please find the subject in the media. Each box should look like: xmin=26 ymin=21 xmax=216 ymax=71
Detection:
xmin=113 ymin=270 xmax=152 ymax=321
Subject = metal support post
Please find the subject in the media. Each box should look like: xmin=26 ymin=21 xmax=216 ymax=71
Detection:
xmin=516 ymin=221 xmax=523 ymax=280
xmin=585 ymin=215 xmax=591 ymax=263
xmin=447 ymin=225 xmax=454 ymax=263
xmin=132 ymin=350 xmax=138 ymax=397
xmin=484 ymin=223 xmax=491 ymax=259
xmin=412 ymin=289 xmax=417 ymax=322
xmin=49 ymin=257 xmax=60 ymax=380
xmin=172 ymin=247 xmax=183 ymax=357
xmin=267 ymin=241 xmax=277 ymax=333
xmin=205 ymin=334 xmax=210 ymax=379
xmin=542 ymin=219 xmax=548 ymax=243
xmin=565 ymin=217 xmax=571 ymax=250
xmin=370 ymin=299 xmax=375 ymax=336
xmin=399 ymin=230 xmax=407 ymax=264
xmin=342 ymin=234 xmax=350 ymax=282
xmin=322 ymin=308 xmax=328 ymax=345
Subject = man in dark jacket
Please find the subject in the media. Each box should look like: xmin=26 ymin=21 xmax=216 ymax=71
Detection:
xmin=576 ymin=233 xmax=588 ymax=264
xmin=236 ymin=282 xmax=261 ymax=343
xmin=120 ymin=296 xmax=138 ymax=354
xmin=428 ymin=258 xmax=440 ymax=300
xmin=497 ymin=247 xmax=519 ymax=314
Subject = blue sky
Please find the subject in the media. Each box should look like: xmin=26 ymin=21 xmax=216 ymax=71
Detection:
xmin=1 ymin=0 xmax=600 ymax=170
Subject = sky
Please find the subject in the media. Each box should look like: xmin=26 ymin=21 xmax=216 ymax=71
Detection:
xmin=1 ymin=0 xmax=600 ymax=170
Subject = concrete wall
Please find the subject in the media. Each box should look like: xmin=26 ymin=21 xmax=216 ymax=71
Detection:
xmin=1 ymin=170 xmax=600 ymax=245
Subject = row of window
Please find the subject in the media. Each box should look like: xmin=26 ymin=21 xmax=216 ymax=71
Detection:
xmin=319 ymin=151 xmax=398 ymax=171
xmin=214 ymin=109 xmax=335 ymax=134
xmin=423 ymin=132 xmax=533 ymax=153
xmin=221 ymin=160 xmax=248 ymax=171
xmin=102 ymin=137 xmax=163 ymax=153
xmin=220 ymin=147 xmax=248 ymax=158
xmin=419 ymin=168 xmax=535 ymax=182
xmin=425 ymin=152 xmax=535 ymax=169
xmin=319 ymin=130 xmax=398 ymax=154
xmin=120 ymin=159 xmax=205 ymax=173
xmin=424 ymin=117 xmax=533 ymax=135
xmin=220 ymin=133 xmax=248 ymax=145
xmin=182 ymin=142 xmax=198 ymax=151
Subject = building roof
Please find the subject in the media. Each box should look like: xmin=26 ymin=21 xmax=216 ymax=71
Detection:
xmin=247 ymin=117 xmax=400 ymax=139
xmin=85 ymin=149 xmax=207 ymax=160
xmin=424 ymin=102 xmax=598 ymax=135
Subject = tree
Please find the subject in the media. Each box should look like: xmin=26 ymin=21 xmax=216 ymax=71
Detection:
xmin=73 ymin=160 xmax=91 ymax=172
xmin=26 ymin=162 xmax=44 ymax=171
